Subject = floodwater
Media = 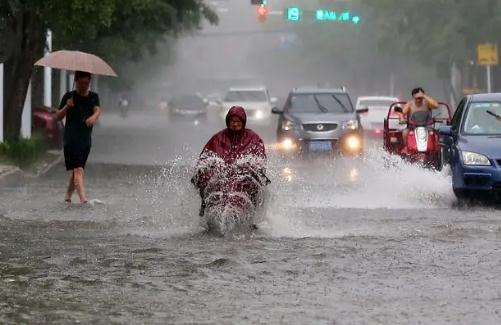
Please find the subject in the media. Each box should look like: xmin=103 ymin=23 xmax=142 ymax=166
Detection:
xmin=2 ymin=115 xmax=501 ymax=324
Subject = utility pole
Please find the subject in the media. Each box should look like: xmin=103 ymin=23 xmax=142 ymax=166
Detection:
xmin=60 ymin=70 xmax=67 ymax=99
xmin=487 ymin=64 xmax=492 ymax=93
xmin=21 ymin=82 xmax=31 ymax=139
xmin=477 ymin=43 xmax=498 ymax=93
xmin=44 ymin=30 xmax=52 ymax=107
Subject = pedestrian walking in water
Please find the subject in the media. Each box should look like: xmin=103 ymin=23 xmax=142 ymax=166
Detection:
xmin=56 ymin=71 xmax=101 ymax=204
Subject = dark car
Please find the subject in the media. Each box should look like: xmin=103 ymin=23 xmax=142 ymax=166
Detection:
xmin=440 ymin=93 xmax=501 ymax=200
xmin=272 ymin=87 xmax=367 ymax=155
xmin=168 ymin=94 xmax=209 ymax=120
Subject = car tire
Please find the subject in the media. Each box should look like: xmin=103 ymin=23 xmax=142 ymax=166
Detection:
xmin=453 ymin=188 xmax=471 ymax=207
xmin=453 ymin=188 xmax=468 ymax=199
xmin=491 ymin=190 xmax=501 ymax=204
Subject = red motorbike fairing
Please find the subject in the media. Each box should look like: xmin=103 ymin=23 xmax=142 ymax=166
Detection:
xmin=401 ymin=113 xmax=440 ymax=164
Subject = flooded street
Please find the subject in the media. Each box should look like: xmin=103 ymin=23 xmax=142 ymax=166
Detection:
xmin=1 ymin=111 xmax=501 ymax=324
xmin=3 ymin=0 xmax=501 ymax=323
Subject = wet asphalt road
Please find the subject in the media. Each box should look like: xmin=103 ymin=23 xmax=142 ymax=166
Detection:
xmin=1 ymin=110 xmax=501 ymax=324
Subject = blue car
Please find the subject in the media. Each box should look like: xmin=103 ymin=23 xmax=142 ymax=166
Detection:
xmin=440 ymin=93 xmax=501 ymax=200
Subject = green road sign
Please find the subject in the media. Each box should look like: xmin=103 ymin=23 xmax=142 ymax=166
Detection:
xmin=286 ymin=7 xmax=302 ymax=21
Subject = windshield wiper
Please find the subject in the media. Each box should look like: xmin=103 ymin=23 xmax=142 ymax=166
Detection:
xmin=486 ymin=110 xmax=501 ymax=121
xmin=312 ymin=95 xmax=329 ymax=113
xmin=330 ymin=95 xmax=350 ymax=113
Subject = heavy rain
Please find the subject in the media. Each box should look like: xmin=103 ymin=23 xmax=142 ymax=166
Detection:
xmin=1 ymin=0 xmax=501 ymax=324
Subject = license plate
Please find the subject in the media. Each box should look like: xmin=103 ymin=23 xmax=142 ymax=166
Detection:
xmin=309 ymin=141 xmax=332 ymax=152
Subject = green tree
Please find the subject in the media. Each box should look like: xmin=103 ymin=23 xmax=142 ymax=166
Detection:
xmin=360 ymin=0 xmax=501 ymax=97
xmin=0 ymin=0 xmax=217 ymax=141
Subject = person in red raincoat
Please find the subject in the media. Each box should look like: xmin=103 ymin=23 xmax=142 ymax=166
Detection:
xmin=193 ymin=106 xmax=269 ymax=216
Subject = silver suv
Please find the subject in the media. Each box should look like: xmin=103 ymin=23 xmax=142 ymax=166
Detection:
xmin=272 ymin=87 xmax=367 ymax=155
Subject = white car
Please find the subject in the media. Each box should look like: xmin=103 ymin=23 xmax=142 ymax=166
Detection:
xmin=356 ymin=96 xmax=399 ymax=136
xmin=220 ymin=87 xmax=277 ymax=124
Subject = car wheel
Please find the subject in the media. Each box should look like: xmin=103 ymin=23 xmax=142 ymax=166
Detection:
xmin=453 ymin=188 xmax=468 ymax=199
xmin=453 ymin=188 xmax=471 ymax=207
xmin=493 ymin=191 xmax=501 ymax=204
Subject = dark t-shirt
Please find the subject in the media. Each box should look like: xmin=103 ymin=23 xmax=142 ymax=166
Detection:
xmin=59 ymin=91 xmax=100 ymax=148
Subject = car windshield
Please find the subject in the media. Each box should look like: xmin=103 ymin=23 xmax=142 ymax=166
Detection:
xmin=170 ymin=95 xmax=205 ymax=109
xmin=288 ymin=93 xmax=353 ymax=114
xmin=463 ymin=102 xmax=501 ymax=135
xmin=224 ymin=90 xmax=267 ymax=102
xmin=359 ymin=99 xmax=396 ymax=108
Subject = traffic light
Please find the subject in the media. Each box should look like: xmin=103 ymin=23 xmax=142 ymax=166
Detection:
xmin=257 ymin=4 xmax=268 ymax=21
xmin=286 ymin=7 xmax=302 ymax=22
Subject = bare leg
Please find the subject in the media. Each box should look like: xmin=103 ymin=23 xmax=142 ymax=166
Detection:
xmin=402 ymin=128 xmax=409 ymax=146
xmin=74 ymin=167 xmax=88 ymax=203
xmin=65 ymin=171 xmax=75 ymax=202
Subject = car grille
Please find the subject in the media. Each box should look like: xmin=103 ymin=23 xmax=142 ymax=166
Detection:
xmin=303 ymin=123 xmax=338 ymax=132
xmin=464 ymin=175 xmax=491 ymax=187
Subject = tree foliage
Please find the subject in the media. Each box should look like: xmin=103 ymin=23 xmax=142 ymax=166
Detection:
xmin=360 ymin=0 xmax=501 ymax=75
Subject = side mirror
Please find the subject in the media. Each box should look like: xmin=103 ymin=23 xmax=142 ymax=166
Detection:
xmin=438 ymin=126 xmax=453 ymax=136
xmin=393 ymin=106 xmax=403 ymax=113
xmin=356 ymin=108 xmax=369 ymax=114
xmin=271 ymin=107 xmax=283 ymax=115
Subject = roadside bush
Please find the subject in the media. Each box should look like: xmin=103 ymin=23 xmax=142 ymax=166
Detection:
xmin=0 ymin=133 xmax=46 ymax=167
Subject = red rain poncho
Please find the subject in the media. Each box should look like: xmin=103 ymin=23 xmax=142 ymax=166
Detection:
xmin=194 ymin=106 xmax=267 ymax=190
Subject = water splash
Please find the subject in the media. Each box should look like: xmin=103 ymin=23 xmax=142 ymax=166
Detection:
xmin=123 ymin=146 xmax=456 ymax=239
xmin=260 ymin=146 xmax=456 ymax=238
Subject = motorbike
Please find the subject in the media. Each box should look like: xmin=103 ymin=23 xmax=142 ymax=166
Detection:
xmin=400 ymin=110 xmax=441 ymax=168
xmin=193 ymin=158 xmax=269 ymax=237
xmin=383 ymin=102 xmax=452 ymax=170
xmin=118 ymin=97 xmax=129 ymax=118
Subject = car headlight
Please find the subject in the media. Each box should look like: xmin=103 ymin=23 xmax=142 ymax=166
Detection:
xmin=280 ymin=138 xmax=297 ymax=151
xmin=281 ymin=120 xmax=295 ymax=131
xmin=461 ymin=151 xmax=491 ymax=166
xmin=255 ymin=110 xmax=264 ymax=119
xmin=344 ymin=135 xmax=362 ymax=151
xmin=343 ymin=119 xmax=359 ymax=130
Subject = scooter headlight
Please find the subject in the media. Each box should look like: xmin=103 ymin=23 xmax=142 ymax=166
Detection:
xmin=416 ymin=127 xmax=427 ymax=139
xmin=461 ymin=151 xmax=491 ymax=166
xmin=343 ymin=119 xmax=359 ymax=130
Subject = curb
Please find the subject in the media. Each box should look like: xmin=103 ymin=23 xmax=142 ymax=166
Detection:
xmin=25 ymin=153 xmax=63 ymax=178
xmin=0 ymin=151 xmax=63 ymax=184
xmin=0 ymin=165 xmax=23 ymax=185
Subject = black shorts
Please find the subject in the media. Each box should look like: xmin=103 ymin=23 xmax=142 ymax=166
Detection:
xmin=64 ymin=145 xmax=91 ymax=171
